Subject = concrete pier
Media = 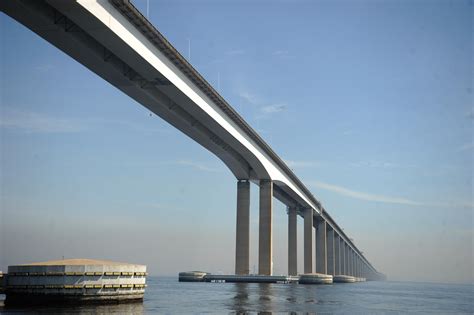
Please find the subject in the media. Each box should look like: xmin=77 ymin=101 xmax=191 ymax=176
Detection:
xmin=4 ymin=259 xmax=146 ymax=305
xmin=258 ymin=180 xmax=273 ymax=275
xmin=344 ymin=243 xmax=349 ymax=275
xmin=334 ymin=234 xmax=340 ymax=275
xmin=204 ymin=274 xmax=298 ymax=284
xmin=327 ymin=228 xmax=335 ymax=276
xmin=235 ymin=180 xmax=250 ymax=275
xmin=333 ymin=275 xmax=356 ymax=283
xmin=179 ymin=271 xmax=208 ymax=282
xmin=288 ymin=206 xmax=298 ymax=276
xmin=0 ymin=271 xmax=4 ymax=294
xmin=179 ymin=271 xmax=367 ymax=285
xmin=348 ymin=248 xmax=353 ymax=276
xmin=299 ymin=273 xmax=333 ymax=284
xmin=304 ymin=208 xmax=313 ymax=274
xmin=351 ymin=251 xmax=355 ymax=276
xmin=341 ymin=239 xmax=346 ymax=275
xmin=355 ymin=256 xmax=359 ymax=277
xmin=315 ymin=220 xmax=327 ymax=274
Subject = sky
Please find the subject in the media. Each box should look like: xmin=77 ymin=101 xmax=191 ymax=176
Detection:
xmin=0 ymin=0 xmax=472 ymax=284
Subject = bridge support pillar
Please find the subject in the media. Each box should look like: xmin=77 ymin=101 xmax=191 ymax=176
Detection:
xmin=235 ymin=180 xmax=250 ymax=275
xmin=358 ymin=257 xmax=361 ymax=277
xmin=357 ymin=257 xmax=360 ymax=277
xmin=357 ymin=255 xmax=361 ymax=277
xmin=304 ymin=208 xmax=313 ymax=274
xmin=334 ymin=234 xmax=340 ymax=275
xmin=343 ymin=242 xmax=348 ymax=275
xmin=353 ymin=254 xmax=357 ymax=277
xmin=354 ymin=256 xmax=358 ymax=277
xmin=347 ymin=247 xmax=351 ymax=276
xmin=316 ymin=220 xmax=327 ymax=274
xmin=349 ymin=246 xmax=353 ymax=276
xmin=258 ymin=180 xmax=273 ymax=275
xmin=327 ymin=228 xmax=335 ymax=275
xmin=354 ymin=253 xmax=360 ymax=277
xmin=353 ymin=251 xmax=356 ymax=276
xmin=288 ymin=206 xmax=297 ymax=276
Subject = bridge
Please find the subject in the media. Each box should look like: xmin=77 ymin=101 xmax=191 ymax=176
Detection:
xmin=1 ymin=0 xmax=384 ymax=280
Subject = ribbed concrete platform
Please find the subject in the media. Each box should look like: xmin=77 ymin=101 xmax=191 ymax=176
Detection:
xmin=5 ymin=259 xmax=147 ymax=305
xmin=0 ymin=271 xmax=5 ymax=294
xmin=298 ymin=273 xmax=333 ymax=284
xmin=178 ymin=272 xmax=364 ymax=285
xmin=178 ymin=271 xmax=208 ymax=282
xmin=205 ymin=274 xmax=299 ymax=284
xmin=178 ymin=272 xmax=299 ymax=283
xmin=333 ymin=275 xmax=356 ymax=283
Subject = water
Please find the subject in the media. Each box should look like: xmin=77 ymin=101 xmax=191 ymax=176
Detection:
xmin=0 ymin=277 xmax=472 ymax=314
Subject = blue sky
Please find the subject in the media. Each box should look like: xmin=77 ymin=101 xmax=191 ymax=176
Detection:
xmin=0 ymin=0 xmax=472 ymax=283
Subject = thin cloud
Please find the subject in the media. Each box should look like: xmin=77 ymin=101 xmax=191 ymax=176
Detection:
xmin=35 ymin=64 xmax=55 ymax=72
xmin=141 ymin=203 xmax=163 ymax=209
xmin=350 ymin=160 xmax=416 ymax=169
xmin=238 ymin=90 xmax=286 ymax=118
xmin=272 ymin=50 xmax=289 ymax=56
xmin=0 ymin=108 xmax=168 ymax=134
xmin=90 ymin=118 xmax=168 ymax=134
xmin=285 ymin=160 xmax=321 ymax=168
xmin=0 ymin=108 xmax=84 ymax=133
xmin=308 ymin=180 xmax=473 ymax=209
xmin=261 ymin=104 xmax=286 ymax=114
xmin=238 ymin=91 xmax=259 ymax=105
xmin=271 ymin=50 xmax=294 ymax=59
xmin=174 ymin=159 xmax=221 ymax=172
xmin=466 ymin=107 xmax=474 ymax=120
xmin=458 ymin=143 xmax=474 ymax=152
xmin=226 ymin=49 xmax=245 ymax=56
xmin=309 ymin=180 xmax=424 ymax=206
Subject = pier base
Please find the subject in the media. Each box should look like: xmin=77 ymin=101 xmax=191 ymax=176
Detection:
xmin=299 ymin=273 xmax=333 ymax=284
xmin=333 ymin=275 xmax=356 ymax=283
xmin=5 ymin=259 xmax=147 ymax=306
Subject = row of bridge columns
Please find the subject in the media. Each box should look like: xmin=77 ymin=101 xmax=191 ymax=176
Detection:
xmin=235 ymin=179 xmax=376 ymax=278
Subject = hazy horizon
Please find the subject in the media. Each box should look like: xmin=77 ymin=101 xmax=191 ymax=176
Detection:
xmin=1 ymin=0 xmax=472 ymax=285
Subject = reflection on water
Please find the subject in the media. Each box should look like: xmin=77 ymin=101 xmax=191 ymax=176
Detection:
xmin=232 ymin=283 xmax=249 ymax=313
xmin=286 ymin=283 xmax=297 ymax=303
xmin=0 ymin=299 xmax=145 ymax=314
xmin=257 ymin=283 xmax=273 ymax=312
xmin=1 ymin=278 xmax=473 ymax=314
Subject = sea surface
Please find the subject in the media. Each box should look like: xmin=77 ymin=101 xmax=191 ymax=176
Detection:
xmin=0 ymin=277 xmax=472 ymax=314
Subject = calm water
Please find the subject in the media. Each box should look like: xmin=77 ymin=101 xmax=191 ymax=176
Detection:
xmin=0 ymin=277 xmax=472 ymax=314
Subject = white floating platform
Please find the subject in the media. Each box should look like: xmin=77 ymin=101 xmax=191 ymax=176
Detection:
xmin=178 ymin=271 xmax=208 ymax=282
xmin=178 ymin=272 xmax=299 ymax=283
xmin=178 ymin=272 xmax=365 ymax=285
xmin=0 ymin=271 xmax=5 ymax=294
xmin=299 ymin=273 xmax=333 ymax=284
xmin=205 ymin=274 xmax=299 ymax=284
xmin=179 ymin=272 xmax=349 ymax=284
xmin=333 ymin=275 xmax=356 ymax=283
xmin=5 ymin=259 xmax=147 ymax=305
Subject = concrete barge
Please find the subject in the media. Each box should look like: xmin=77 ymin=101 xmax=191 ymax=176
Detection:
xmin=299 ymin=273 xmax=333 ymax=284
xmin=178 ymin=271 xmax=209 ymax=282
xmin=0 ymin=271 xmax=5 ymax=294
xmin=333 ymin=275 xmax=356 ymax=283
xmin=205 ymin=274 xmax=299 ymax=284
xmin=4 ymin=259 xmax=147 ymax=305
xmin=179 ymin=272 xmax=365 ymax=284
xmin=179 ymin=272 xmax=298 ymax=283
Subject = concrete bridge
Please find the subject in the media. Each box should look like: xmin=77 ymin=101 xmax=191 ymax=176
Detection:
xmin=1 ymin=0 xmax=384 ymax=280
